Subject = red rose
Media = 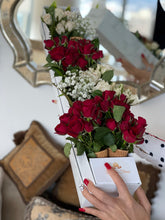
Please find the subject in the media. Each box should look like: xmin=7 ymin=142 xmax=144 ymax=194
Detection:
xmin=77 ymin=56 xmax=88 ymax=69
xmin=94 ymin=96 xmax=103 ymax=104
xmin=120 ymin=120 xmax=129 ymax=132
xmin=84 ymin=121 xmax=93 ymax=132
xmin=100 ymin=100 xmax=110 ymax=112
xmin=123 ymin=130 xmax=136 ymax=143
xmin=68 ymin=117 xmax=84 ymax=138
xmin=62 ymin=55 xmax=73 ymax=67
xmin=82 ymin=99 xmax=95 ymax=118
xmin=106 ymin=118 xmax=117 ymax=131
xmin=72 ymin=101 xmax=82 ymax=112
xmin=59 ymin=113 xmax=70 ymax=124
xmin=49 ymin=46 xmax=66 ymax=61
xmin=103 ymin=90 xmax=116 ymax=101
xmin=55 ymin=123 xmax=67 ymax=135
xmin=81 ymin=43 xmax=94 ymax=54
xmin=69 ymin=101 xmax=82 ymax=117
xmin=92 ymin=50 xmax=103 ymax=60
xmin=44 ymin=40 xmax=54 ymax=49
xmin=68 ymin=40 xmax=79 ymax=49
xmin=61 ymin=36 xmax=68 ymax=45
xmin=132 ymin=117 xmax=147 ymax=137
xmin=120 ymin=94 xmax=127 ymax=102
xmin=53 ymin=37 xmax=60 ymax=46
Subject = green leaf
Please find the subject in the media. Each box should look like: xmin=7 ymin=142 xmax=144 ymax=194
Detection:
xmin=129 ymin=143 xmax=134 ymax=153
xmin=91 ymin=90 xmax=103 ymax=97
xmin=102 ymin=70 xmax=114 ymax=83
xmin=113 ymin=105 xmax=126 ymax=122
xmin=92 ymin=38 xmax=100 ymax=49
xmin=76 ymin=142 xmax=85 ymax=156
xmin=66 ymin=137 xmax=77 ymax=144
xmin=51 ymin=67 xmax=63 ymax=76
xmin=46 ymin=54 xmax=52 ymax=63
xmin=64 ymin=143 xmax=72 ymax=157
xmin=65 ymin=6 xmax=71 ymax=11
xmin=93 ymin=142 xmax=102 ymax=152
xmin=87 ymin=152 xmax=96 ymax=158
xmin=103 ymin=133 xmax=115 ymax=146
xmin=110 ymin=145 xmax=117 ymax=152
xmin=94 ymin=127 xmax=111 ymax=142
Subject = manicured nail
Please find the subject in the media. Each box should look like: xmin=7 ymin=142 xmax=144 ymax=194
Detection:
xmin=141 ymin=53 xmax=145 ymax=58
xmin=117 ymin=58 xmax=123 ymax=63
xmin=104 ymin=162 xmax=112 ymax=170
xmin=83 ymin=178 xmax=89 ymax=186
xmin=52 ymin=99 xmax=57 ymax=104
xmin=79 ymin=208 xmax=85 ymax=212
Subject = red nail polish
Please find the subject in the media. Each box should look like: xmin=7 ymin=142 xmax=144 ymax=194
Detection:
xmin=117 ymin=58 xmax=123 ymax=63
xmin=83 ymin=178 xmax=89 ymax=186
xmin=79 ymin=208 xmax=85 ymax=212
xmin=104 ymin=163 xmax=112 ymax=170
xmin=141 ymin=53 xmax=145 ymax=58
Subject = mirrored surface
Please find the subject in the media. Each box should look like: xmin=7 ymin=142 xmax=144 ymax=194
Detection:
xmin=0 ymin=0 xmax=165 ymax=101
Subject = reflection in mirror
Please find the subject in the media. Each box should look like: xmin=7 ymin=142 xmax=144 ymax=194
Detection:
xmin=0 ymin=0 xmax=164 ymax=100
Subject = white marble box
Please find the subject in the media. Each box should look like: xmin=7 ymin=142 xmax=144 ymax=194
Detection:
xmin=69 ymin=148 xmax=141 ymax=208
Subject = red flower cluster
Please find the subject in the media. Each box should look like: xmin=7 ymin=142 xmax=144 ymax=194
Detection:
xmin=44 ymin=36 xmax=103 ymax=70
xmin=55 ymin=90 xmax=147 ymax=144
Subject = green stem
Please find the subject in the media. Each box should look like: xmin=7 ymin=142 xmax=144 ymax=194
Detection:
xmin=52 ymin=83 xmax=73 ymax=106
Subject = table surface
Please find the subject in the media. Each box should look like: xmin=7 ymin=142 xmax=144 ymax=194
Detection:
xmin=0 ymin=31 xmax=165 ymax=220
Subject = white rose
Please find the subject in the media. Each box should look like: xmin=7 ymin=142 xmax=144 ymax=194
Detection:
xmin=42 ymin=13 xmax=52 ymax=25
xmin=151 ymin=42 xmax=159 ymax=50
xmin=55 ymin=8 xmax=64 ymax=21
xmin=65 ymin=21 xmax=75 ymax=32
xmin=155 ymin=49 xmax=162 ymax=57
xmin=93 ymin=80 xmax=111 ymax=92
xmin=100 ymin=64 xmax=113 ymax=74
xmin=145 ymin=42 xmax=152 ymax=50
xmin=56 ymin=23 xmax=65 ymax=34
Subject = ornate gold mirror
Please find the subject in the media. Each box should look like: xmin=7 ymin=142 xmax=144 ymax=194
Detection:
xmin=0 ymin=0 xmax=52 ymax=87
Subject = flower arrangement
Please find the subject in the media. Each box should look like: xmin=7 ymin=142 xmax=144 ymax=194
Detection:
xmin=42 ymin=2 xmax=147 ymax=158
xmin=134 ymin=31 xmax=163 ymax=60
xmin=55 ymin=90 xmax=147 ymax=158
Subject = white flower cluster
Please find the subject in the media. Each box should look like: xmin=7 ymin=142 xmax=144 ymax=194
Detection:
xmin=57 ymin=64 xmax=113 ymax=101
xmin=74 ymin=17 xmax=97 ymax=40
xmin=42 ymin=13 xmax=52 ymax=25
xmin=145 ymin=41 xmax=163 ymax=59
xmin=110 ymin=84 xmax=139 ymax=105
xmin=53 ymin=8 xmax=96 ymax=39
xmin=54 ymin=8 xmax=77 ymax=35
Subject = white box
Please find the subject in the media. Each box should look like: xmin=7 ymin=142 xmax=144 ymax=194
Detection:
xmin=69 ymin=148 xmax=141 ymax=208
xmin=87 ymin=8 xmax=158 ymax=69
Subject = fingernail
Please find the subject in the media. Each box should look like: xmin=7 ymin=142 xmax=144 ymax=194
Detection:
xmin=104 ymin=162 xmax=112 ymax=170
xmin=117 ymin=58 xmax=123 ymax=63
xmin=83 ymin=178 xmax=89 ymax=186
xmin=141 ymin=53 xmax=145 ymax=58
xmin=79 ymin=208 xmax=85 ymax=212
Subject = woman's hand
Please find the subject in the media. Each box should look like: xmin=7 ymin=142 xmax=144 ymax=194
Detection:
xmin=117 ymin=54 xmax=154 ymax=83
xmin=79 ymin=163 xmax=151 ymax=220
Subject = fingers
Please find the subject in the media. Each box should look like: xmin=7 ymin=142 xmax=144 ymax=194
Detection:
xmin=81 ymin=184 xmax=106 ymax=211
xmin=83 ymin=179 xmax=112 ymax=203
xmin=141 ymin=54 xmax=154 ymax=72
xmin=79 ymin=207 xmax=106 ymax=219
xmin=104 ymin=163 xmax=130 ymax=199
xmin=135 ymin=186 xmax=151 ymax=214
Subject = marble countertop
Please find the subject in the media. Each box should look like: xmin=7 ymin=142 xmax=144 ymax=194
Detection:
xmin=0 ymin=31 xmax=165 ymax=220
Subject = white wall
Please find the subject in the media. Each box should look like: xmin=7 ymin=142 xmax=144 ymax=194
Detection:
xmin=0 ymin=31 xmax=65 ymax=158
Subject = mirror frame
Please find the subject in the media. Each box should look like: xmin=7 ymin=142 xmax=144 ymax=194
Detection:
xmin=0 ymin=0 xmax=51 ymax=87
